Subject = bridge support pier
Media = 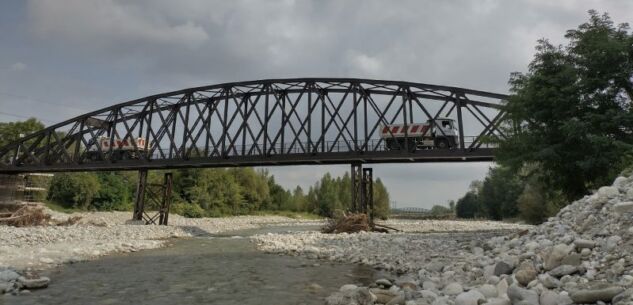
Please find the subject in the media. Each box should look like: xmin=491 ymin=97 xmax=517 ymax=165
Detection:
xmin=350 ymin=163 xmax=374 ymax=223
xmin=133 ymin=170 xmax=173 ymax=225
xmin=133 ymin=169 xmax=148 ymax=221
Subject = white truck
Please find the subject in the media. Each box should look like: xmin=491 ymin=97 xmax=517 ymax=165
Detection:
xmin=86 ymin=136 xmax=150 ymax=161
xmin=380 ymin=118 xmax=458 ymax=151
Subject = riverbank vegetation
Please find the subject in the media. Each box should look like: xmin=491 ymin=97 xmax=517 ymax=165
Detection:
xmin=42 ymin=168 xmax=391 ymax=219
xmin=457 ymin=11 xmax=633 ymax=224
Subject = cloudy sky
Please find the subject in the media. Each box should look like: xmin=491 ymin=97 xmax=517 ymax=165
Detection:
xmin=1 ymin=0 xmax=631 ymax=208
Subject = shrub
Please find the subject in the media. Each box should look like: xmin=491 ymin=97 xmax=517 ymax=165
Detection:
xmin=171 ymin=202 xmax=205 ymax=218
xmin=47 ymin=173 xmax=100 ymax=209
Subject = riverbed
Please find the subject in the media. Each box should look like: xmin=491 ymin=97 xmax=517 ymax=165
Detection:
xmin=5 ymin=226 xmax=378 ymax=305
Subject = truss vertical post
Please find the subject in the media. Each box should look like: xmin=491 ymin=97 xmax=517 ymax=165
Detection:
xmin=362 ymin=168 xmax=374 ymax=223
xmin=456 ymin=95 xmax=466 ymax=150
xmin=133 ymin=169 xmax=148 ymax=221
xmin=351 ymin=163 xmax=362 ymax=213
xmin=159 ymin=172 xmax=173 ymax=225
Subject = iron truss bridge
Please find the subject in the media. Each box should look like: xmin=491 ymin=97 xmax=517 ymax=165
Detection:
xmin=0 ymin=78 xmax=508 ymax=174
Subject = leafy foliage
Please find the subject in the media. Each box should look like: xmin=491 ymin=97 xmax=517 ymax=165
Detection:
xmin=0 ymin=118 xmax=44 ymax=148
xmin=497 ymin=11 xmax=633 ymax=200
xmin=47 ymin=173 xmax=101 ymax=209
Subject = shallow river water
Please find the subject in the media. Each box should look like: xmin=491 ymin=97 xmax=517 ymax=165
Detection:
xmin=6 ymin=226 xmax=377 ymax=305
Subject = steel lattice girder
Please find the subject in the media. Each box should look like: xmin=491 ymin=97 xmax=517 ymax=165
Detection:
xmin=0 ymin=78 xmax=508 ymax=173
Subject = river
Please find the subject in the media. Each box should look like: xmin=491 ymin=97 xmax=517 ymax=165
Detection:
xmin=7 ymin=226 xmax=378 ymax=305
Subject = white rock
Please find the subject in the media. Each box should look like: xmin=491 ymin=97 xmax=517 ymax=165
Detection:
xmin=477 ymin=284 xmax=498 ymax=298
xmin=496 ymin=278 xmax=509 ymax=297
xmin=606 ymin=235 xmax=622 ymax=250
xmin=454 ymin=290 xmax=485 ymax=305
xmin=340 ymin=284 xmax=358 ymax=292
xmin=598 ymin=186 xmax=619 ymax=198
xmin=484 ymin=297 xmax=511 ymax=305
xmin=443 ymin=282 xmax=463 ymax=295
xmin=540 ymin=289 xmax=562 ymax=305
xmin=613 ymin=202 xmax=633 ymax=213
xmin=0 ymin=270 xmax=20 ymax=282
xmin=422 ymin=281 xmax=437 ymax=291
xmin=507 ymin=284 xmax=539 ymax=305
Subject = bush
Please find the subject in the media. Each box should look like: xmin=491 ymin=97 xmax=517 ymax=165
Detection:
xmin=47 ymin=173 xmax=100 ymax=209
xmin=171 ymin=202 xmax=205 ymax=218
xmin=92 ymin=173 xmax=133 ymax=211
xmin=517 ymin=180 xmax=566 ymax=224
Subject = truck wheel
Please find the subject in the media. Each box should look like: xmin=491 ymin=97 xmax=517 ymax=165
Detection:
xmin=436 ymin=139 xmax=449 ymax=149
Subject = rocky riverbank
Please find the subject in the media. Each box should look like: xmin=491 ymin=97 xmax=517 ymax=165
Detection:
xmin=253 ymin=174 xmax=633 ymax=305
xmin=0 ymin=210 xmax=321 ymax=296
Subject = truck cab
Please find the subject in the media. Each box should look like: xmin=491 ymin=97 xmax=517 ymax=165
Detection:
xmin=432 ymin=118 xmax=458 ymax=149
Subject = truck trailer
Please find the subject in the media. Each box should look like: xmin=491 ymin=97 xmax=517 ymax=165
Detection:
xmin=380 ymin=118 xmax=458 ymax=151
xmin=86 ymin=137 xmax=150 ymax=161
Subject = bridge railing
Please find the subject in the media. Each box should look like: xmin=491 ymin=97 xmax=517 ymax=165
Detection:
xmin=148 ymin=137 xmax=496 ymax=160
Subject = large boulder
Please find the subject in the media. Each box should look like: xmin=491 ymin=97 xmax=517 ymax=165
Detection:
xmin=569 ymin=282 xmax=624 ymax=304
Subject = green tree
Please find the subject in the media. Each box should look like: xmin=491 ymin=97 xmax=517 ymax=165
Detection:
xmin=517 ymin=176 xmax=567 ymax=224
xmin=373 ymin=178 xmax=390 ymax=219
xmin=430 ymin=205 xmax=452 ymax=216
xmin=0 ymin=118 xmax=44 ymax=147
xmin=47 ymin=172 xmax=100 ymax=209
xmin=455 ymin=192 xmax=480 ymax=219
xmin=92 ymin=172 xmax=133 ymax=210
xmin=478 ymin=166 xmax=523 ymax=220
xmin=291 ymin=186 xmax=307 ymax=212
xmin=498 ymin=11 xmax=633 ymax=200
xmin=188 ymin=169 xmax=243 ymax=216
xmin=229 ymin=168 xmax=270 ymax=211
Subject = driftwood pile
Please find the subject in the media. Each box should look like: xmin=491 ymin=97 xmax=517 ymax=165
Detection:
xmin=0 ymin=203 xmax=81 ymax=227
xmin=321 ymin=212 xmax=395 ymax=233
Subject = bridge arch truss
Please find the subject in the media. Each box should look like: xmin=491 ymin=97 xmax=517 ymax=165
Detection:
xmin=0 ymin=78 xmax=508 ymax=173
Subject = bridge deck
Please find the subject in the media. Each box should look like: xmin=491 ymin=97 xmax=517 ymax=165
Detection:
xmin=1 ymin=148 xmax=494 ymax=173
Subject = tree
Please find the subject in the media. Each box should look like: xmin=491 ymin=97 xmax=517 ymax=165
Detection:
xmin=373 ymin=178 xmax=390 ymax=219
xmin=47 ymin=172 xmax=100 ymax=209
xmin=92 ymin=172 xmax=133 ymax=210
xmin=430 ymin=205 xmax=452 ymax=217
xmin=478 ymin=166 xmax=523 ymax=220
xmin=517 ymin=176 xmax=566 ymax=224
xmin=0 ymin=118 xmax=44 ymax=148
xmin=188 ymin=169 xmax=243 ymax=216
xmin=291 ymin=186 xmax=307 ymax=212
xmin=456 ymin=192 xmax=480 ymax=219
xmin=498 ymin=11 xmax=633 ymax=201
